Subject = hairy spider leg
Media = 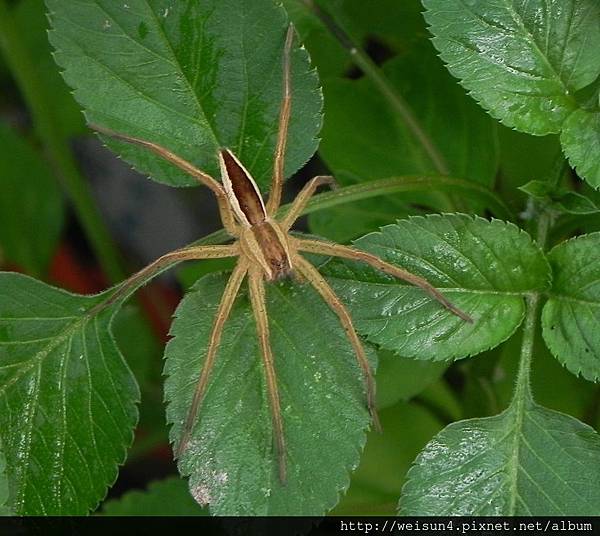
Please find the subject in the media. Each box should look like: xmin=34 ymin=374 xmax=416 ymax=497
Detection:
xmin=89 ymin=124 xmax=240 ymax=238
xmin=248 ymin=267 xmax=288 ymax=483
xmin=176 ymin=260 xmax=249 ymax=459
xmin=292 ymin=254 xmax=382 ymax=432
xmin=295 ymin=239 xmax=472 ymax=323
xmin=266 ymin=24 xmax=295 ymax=216
xmin=280 ymin=175 xmax=337 ymax=231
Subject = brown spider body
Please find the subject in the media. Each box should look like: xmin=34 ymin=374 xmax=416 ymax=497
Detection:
xmin=92 ymin=25 xmax=471 ymax=487
xmin=219 ymin=147 xmax=294 ymax=281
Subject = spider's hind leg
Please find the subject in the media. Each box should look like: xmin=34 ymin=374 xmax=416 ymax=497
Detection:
xmin=293 ymin=254 xmax=382 ymax=433
xmin=248 ymin=268 xmax=288 ymax=484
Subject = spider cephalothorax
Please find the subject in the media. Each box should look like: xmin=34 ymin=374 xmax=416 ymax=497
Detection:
xmin=92 ymin=25 xmax=470 ymax=484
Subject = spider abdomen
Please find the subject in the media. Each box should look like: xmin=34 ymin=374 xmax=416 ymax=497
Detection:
xmin=240 ymin=221 xmax=293 ymax=281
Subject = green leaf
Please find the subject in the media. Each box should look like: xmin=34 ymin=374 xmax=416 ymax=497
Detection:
xmin=0 ymin=273 xmax=139 ymax=514
xmin=0 ymin=122 xmax=64 ymax=276
xmin=561 ymin=109 xmax=600 ymax=188
xmin=399 ymin=393 xmax=600 ymax=515
xmin=542 ymin=233 xmax=600 ymax=381
xmin=554 ymin=191 xmax=600 ymax=215
xmin=318 ymin=45 xmax=499 ymax=185
xmin=333 ymin=400 xmax=443 ymax=516
xmin=518 ymin=180 xmax=600 ymax=214
xmin=424 ymin=0 xmax=600 ymax=135
xmin=324 ymin=214 xmax=550 ymax=361
xmin=375 ymin=350 xmax=446 ymax=410
xmin=281 ymin=0 xmax=349 ymax=80
xmin=518 ymin=179 xmax=552 ymax=199
xmin=165 ymin=273 xmax=375 ymax=515
xmin=101 ymin=477 xmax=207 ymax=515
xmin=47 ymin=0 xmax=322 ymax=190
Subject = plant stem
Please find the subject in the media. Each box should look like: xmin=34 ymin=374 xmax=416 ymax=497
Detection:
xmin=192 ymin=174 xmax=513 ymax=247
xmin=300 ymin=0 xmax=450 ymax=176
xmin=0 ymin=0 xmax=125 ymax=283
xmin=513 ymin=180 xmax=556 ymax=399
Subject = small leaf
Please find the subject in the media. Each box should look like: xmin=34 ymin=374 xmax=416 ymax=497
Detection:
xmin=518 ymin=179 xmax=552 ymax=199
xmin=0 ymin=273 xmax=139 ymax=514
xmin=47 ymin=0 xmax=322 ymax=190
xmin=542 ymin=233 xmax=600 ymax=381
xmin=554 ymin=191 xmax=600 ymax=215
xmin=165 ymin=273 xmax=375 ymax=515
xmin=101 ymin=477 xmax=206 ymax=516
xmin=561 ymin=109 xmax=600 ymax=188
xmin=324 ymin=214 xmax=550 ymax=361
xmin=424 ymin=0 xmax=600 ymax=135
xmin=399 ymin=393 xmax=600 ymax=515
xmin=0 ymin=122 xmax=64 ymax=276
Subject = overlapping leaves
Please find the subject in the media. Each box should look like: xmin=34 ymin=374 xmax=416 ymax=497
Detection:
xmin=424 ymin=0 xmax=600 ymax=188
xmin=47 ymin=0 xmax=322 ymax=190
xmin=0 ymin=274 xmax=138 ymax=515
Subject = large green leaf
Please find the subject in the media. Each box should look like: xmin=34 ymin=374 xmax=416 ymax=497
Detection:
xmin=542 ymin=233 xmax=600 ymax=382
xmin=324 ymin=215 xmax=550 ymax=361
xmin=47 ymin=0 xmax=322 ymax=190
xmin=0 ymin=122 xmax=64 ymax=276
xmin=399 ymin=392 xmax=600 ymax=515
xmin=561 ymin=109 xmax=600 ymax=189
xmin=0 ymin=273 xmax=139 ymax=514
xmin=423 ymin=0 xmax=600 ymax=136
xmin=164 ymin=272 xmax=375 ymax=515
xmin=101 ymin=477 xmax=206 ymax=515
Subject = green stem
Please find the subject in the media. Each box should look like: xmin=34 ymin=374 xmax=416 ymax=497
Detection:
xmin=300 ymin=0 xmax=449 ymax=176
xmin=0 ymin=0 xmax=125 ymax=283
xmin=192 ymin=174 xmax=513 ymax=247
xmin=513 ymin=186 xmax=555 ymax=400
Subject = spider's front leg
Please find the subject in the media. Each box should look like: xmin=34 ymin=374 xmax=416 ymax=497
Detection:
xmin=248 ymin=267 xmax=288 ymax=484
xmin=280 ymin=175 xmax=337 ymax=231
xmin=266 ymin=24 xmax=295 ymax=216
xmin=295 ymin=238 xmax=472 ymax=322
xmin=176 ymin=260 xmax=248 ymax=458
xmin=89 ymin=124 xmax=241 ymax=238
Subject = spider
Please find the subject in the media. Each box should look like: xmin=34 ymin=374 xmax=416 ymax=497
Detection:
xmin=92 ymin=25 xmax=471 ymax=484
